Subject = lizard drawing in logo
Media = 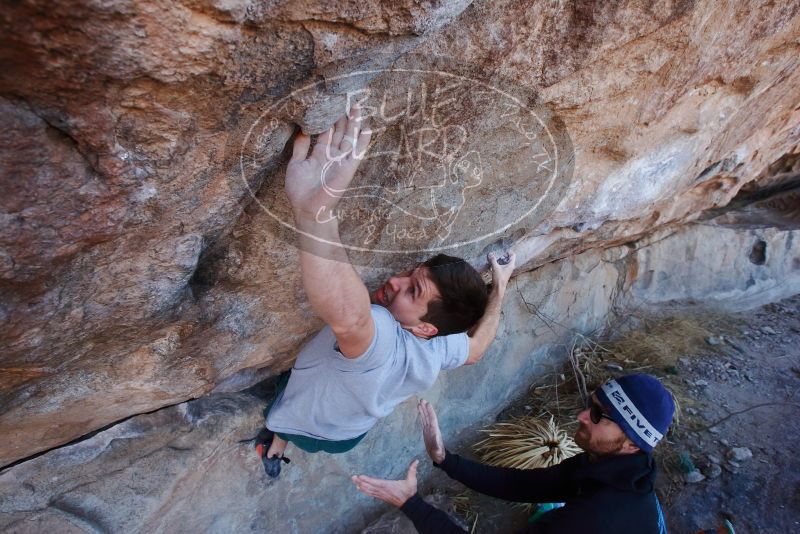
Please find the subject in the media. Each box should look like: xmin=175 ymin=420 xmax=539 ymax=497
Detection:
xmin=320 ymin=129 xmax=484 ymax=243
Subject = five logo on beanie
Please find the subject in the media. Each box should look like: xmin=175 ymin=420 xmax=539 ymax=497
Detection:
xmin=601 ymin=380 xmax=662 ymax=449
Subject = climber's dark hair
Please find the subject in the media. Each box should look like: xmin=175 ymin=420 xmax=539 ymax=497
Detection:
xmin=422 ymin=254 xmax=489 ymax=336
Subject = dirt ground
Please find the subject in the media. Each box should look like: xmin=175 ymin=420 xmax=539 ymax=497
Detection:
xmin=662 ymin=296 xmax=800 ymax=533
xmin=410 ymin=294 xmax=800 ymax=534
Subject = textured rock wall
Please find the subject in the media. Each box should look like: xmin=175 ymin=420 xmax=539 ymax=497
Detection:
xmin=1 ymin=0 xmax=799 ymax=469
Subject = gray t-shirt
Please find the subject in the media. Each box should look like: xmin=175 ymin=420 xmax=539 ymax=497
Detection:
xmin=266 ymin=304 xmax=469 ymax=441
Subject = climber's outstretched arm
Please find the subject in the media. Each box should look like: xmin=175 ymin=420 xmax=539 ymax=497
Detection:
xmin=465 ymin=251 xmax=516 ymax=364
xmin=285 ymin=105 xmax=374 ymax=358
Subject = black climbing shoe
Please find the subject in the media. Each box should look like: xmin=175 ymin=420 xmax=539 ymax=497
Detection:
xmin=260 ymin=452 xmax=291 ymax=478
xmin=262 ymin=455 xmax=283 ymax=478
xmin=252 ymin=427 xmax=290 ymax=478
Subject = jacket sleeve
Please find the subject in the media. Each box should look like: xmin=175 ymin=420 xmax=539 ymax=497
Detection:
xmin=436 ymin=451 xmax=580 ymax=503
xmin=399 ymin=494 xmax=468 ymax=534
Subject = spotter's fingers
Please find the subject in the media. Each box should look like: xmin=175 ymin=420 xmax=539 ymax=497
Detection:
xmin=406 ymin=459 xmax=419 ymax=481
xmin=353 ymin=474 xmax=381 ymax=486
xmin=418 ymin=399 xmax=431 ymax=426
xmin=351 ymin=476 xmax=373 ymax=496
xmin=421 ymin=399 xmax=439 ymax=424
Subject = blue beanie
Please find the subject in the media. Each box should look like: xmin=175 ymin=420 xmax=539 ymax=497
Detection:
xmin=595 ymin=374 xmax=675 ymax=453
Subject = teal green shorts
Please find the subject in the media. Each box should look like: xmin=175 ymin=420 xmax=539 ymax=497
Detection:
xmin=264 ymin=371 xmax=367 ymax=454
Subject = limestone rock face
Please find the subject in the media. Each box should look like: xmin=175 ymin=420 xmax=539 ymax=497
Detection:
xmin=1 ymin=0 xmax=799 ymax=469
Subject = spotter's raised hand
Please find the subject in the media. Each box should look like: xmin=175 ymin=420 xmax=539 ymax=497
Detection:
xmin=418 ymin=399 xmax=446 ymax=464
xmin=351 ymin=459 xmax=419 ymax=508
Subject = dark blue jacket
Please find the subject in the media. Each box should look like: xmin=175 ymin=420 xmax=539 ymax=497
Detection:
xmin=400 ymin=451 xmax=667 ymax=533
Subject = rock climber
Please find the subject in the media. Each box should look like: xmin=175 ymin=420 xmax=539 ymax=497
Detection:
xmin=255 ymin=103 xmax=516 ymax=477
xmin=352 ymin=374 xmax=675 ymax=534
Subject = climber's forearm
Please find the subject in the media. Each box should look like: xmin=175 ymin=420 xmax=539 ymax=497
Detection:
xmin=294 ymin=215 xmax=373 ymax=350
xmin=464 ymin=283 xmax=506 ymax=364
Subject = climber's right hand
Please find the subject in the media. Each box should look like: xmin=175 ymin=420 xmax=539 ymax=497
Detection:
xmin=488 ymin=250 xmax=516 ymax=292
xmin=285 ymin=103 xmax=372 ymax=222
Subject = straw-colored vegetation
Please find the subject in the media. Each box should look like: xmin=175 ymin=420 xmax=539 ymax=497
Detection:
xmin=452 ymin=492 xmax=480 ymax=534
xmin=474 ymin=416 xmax=582 ymax=469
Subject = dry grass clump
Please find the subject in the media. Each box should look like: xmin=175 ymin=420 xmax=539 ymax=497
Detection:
xmin=605 ymin=316 xmax=723 ymax=367
xmin=527 ymin=335 xmax=610 ymax=424
xmin=474 ymin=416 xmax=582 ymax=469
xmin=451 ymin=492 xmax=479 ymax=534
